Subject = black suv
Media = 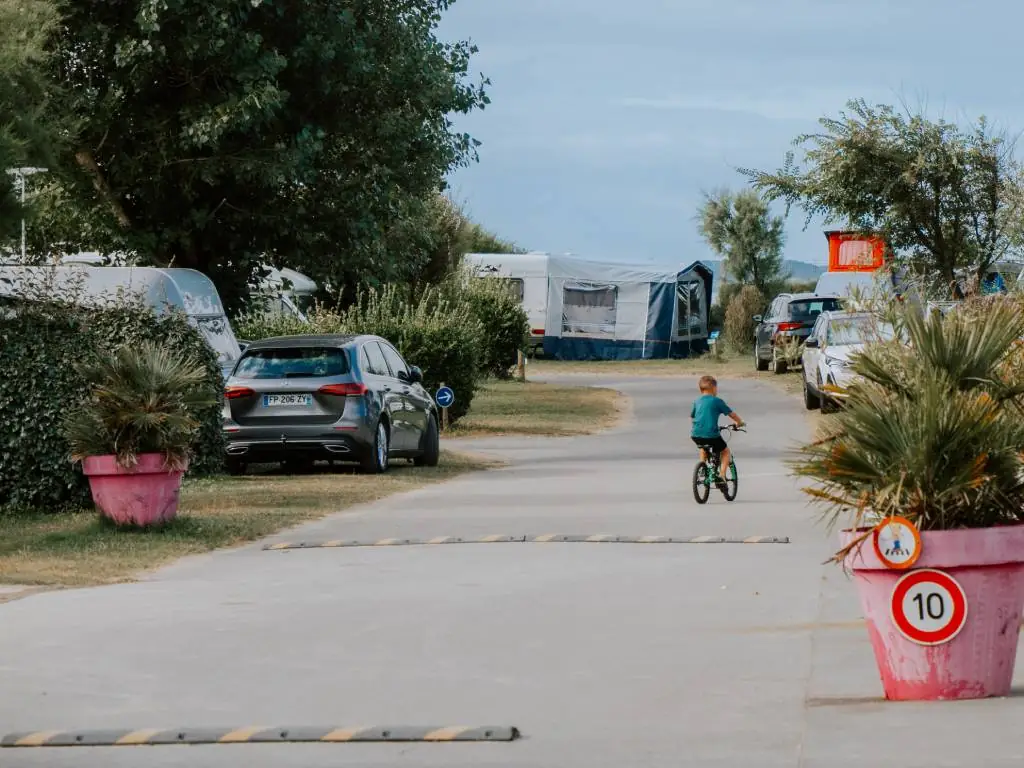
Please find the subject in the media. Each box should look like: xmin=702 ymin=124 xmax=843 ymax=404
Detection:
xmin=753 ymin=293 xmax=842 ymax=373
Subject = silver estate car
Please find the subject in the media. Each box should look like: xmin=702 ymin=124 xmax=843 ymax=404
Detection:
xmin=222 ymin=334 xmax=439 ymax=475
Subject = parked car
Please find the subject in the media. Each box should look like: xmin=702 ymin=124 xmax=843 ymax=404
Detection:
xmin=221 ymin=334 xmax=439 ymax=475
xmin=753 ymin=293 xmax=843 ymax=373
xmin=802 ymin=311 xmax=895 ymax=412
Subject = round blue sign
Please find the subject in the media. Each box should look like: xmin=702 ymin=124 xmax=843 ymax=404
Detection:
xmin=435 ymin=386 xmax=455 ymax=408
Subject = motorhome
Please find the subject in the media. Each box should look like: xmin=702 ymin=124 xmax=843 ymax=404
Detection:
xmin=465 ymin=252 xmax=714 ymax=360
xmin=0 ymin=265 xmax=243 ymax=377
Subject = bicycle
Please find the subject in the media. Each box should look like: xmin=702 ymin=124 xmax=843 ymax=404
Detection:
xmin=692 ymin=424 xmax=745 ymax=504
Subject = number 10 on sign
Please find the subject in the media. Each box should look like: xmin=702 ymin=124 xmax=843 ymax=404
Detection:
xmin=890 ymin=569 xmax=968 ymax=646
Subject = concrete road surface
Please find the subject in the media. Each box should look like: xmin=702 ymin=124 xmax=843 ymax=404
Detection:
xmin=3 ymin=375 xmax=1024 ymax=767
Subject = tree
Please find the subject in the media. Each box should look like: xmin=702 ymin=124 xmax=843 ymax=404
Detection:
xmin=742 ymin=99 xmax=1024 ymax=292
xmin=404 ymin=194 xmax=521 ymax=293
xmin=33 ymin=0 xmax=489 ymax=312
xmin=0 ymin=0 xmax=63 ymax=242
xmin=723 ymin=285 xmax=765 ymax=353
xmin=698 ymin=188 xmax=786 ymax=297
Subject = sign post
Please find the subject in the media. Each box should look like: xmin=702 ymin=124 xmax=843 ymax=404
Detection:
xmin=435 ymin=384 xmax=455 ymax=431
xmin=890 ymin=568 xmax=968 ymax=646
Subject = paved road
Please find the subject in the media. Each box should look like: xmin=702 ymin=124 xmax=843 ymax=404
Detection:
xmin=2 ymin=375 xmax=1023 ymax=767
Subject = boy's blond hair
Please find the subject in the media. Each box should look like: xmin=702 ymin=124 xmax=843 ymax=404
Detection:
xmin=698 ymin=375 xmax=717 ymax=392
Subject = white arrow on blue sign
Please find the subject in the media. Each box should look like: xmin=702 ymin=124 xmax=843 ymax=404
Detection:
xmin=435 ymin=386 xmax=455 ymax=408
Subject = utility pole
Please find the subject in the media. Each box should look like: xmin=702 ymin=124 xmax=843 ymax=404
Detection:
xmin=5 ymin=167 xmax=48 ymax=261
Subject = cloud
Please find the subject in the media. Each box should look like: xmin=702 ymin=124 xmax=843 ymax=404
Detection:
xmin=615 ymin=90 xmax=880 ymax=122
xmin=558 ymin=131 xmax=674 ymax=152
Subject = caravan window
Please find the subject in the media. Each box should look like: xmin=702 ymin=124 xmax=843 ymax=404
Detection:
xmin=562 ymin=283 xmax=617 ymax=337
xmin=497 ymin=277 xmax=524 ymax=303
xmin=474 ymin=276 xmax=524 ymax=303
xmin=191 ymin=315 xmax=241 ymax=365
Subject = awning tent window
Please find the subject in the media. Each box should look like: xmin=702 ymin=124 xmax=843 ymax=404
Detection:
xmin=676 ymin=279 xmax=706 ymax=339
xmin=562 ymin=283 xmax=617 ymax=337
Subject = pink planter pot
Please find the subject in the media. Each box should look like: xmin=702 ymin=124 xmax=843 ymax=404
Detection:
xmin=82 ymin=453 xmax=188 ymax=527
xmin=841 ymin=525 xmax=1024 ymax=701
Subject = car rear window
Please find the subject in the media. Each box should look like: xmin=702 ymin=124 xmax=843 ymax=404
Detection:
xmin=233 ymin=347 xmax=349 ymax=379
xmin=788 ymin=298 xmax=842 ymax=319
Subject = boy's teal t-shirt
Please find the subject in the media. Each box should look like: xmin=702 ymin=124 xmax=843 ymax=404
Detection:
xmin=690 ymin=394 xmax=732 ymax=438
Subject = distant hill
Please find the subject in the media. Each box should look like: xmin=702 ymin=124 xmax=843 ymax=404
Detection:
xmin=781 ymin=260 xmax=827 ymax=282
xmin=700 ymin=258 xmax=826 ymax=300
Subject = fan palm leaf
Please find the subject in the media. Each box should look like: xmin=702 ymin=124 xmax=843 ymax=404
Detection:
xmin=794 ymin=297 xmax=1024 ymax=540
xmin=65 ymin=342 xmax=218 ymax=470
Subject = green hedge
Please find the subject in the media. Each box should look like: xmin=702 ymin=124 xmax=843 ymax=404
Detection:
xmin=453 ymin=277 xmax=529 ymax=379
xmin=0 ymin=300 xmax=225 ymax=513
xmin=236 ymin=285 xmax=482 ymax=421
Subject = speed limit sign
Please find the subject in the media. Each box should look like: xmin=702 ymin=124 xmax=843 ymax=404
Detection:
xmin=890 ymin=569 xmax=968 ymax=646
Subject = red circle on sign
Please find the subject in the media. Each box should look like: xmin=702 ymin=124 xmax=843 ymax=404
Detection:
xmin=890 ymin=569 xmax=967 ymax=646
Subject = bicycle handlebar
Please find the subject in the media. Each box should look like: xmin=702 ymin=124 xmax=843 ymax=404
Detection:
xmin=720 ymin=424 xmax=747 ymax=433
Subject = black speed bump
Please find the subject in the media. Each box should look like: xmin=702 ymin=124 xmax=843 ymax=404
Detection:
xmin=0 ymin=725 xmax=520 ymax=747
xmin=264 ymin=534 xmax=790 ymax=550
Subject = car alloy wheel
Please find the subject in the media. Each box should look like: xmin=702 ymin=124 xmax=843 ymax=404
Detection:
xmin=376 ymin=422 xmax=389 ymax=471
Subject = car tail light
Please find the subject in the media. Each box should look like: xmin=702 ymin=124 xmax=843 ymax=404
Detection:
xmin=224 ymin=386 xmax=256 ymax=399
xmin=319 ymin=382 xmax=368 ymax=396
xmin=776 ymin=322 xmax=803 ymax=332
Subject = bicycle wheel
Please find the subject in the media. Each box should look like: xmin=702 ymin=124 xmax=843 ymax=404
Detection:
xmin=692 ymin=461 xmax=711 ymax=505
xmin=721 ymin=461 xmax=739 ymax=502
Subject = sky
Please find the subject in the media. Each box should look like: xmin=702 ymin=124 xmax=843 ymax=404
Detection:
xmin=439 ymin=0 xmax=1024 ymax=267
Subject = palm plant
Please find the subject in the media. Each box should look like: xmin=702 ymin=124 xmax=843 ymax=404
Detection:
xmin=793 ymin=297 xmax=1024 ymax=558
xmin=774 ymin=335 xmax=805 ymax=369
xmin=65 ymin=342 xmax=218 ymax=470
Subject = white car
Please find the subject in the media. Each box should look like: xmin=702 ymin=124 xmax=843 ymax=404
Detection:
xmin=802 ymin=311 xmax=895 ymax=412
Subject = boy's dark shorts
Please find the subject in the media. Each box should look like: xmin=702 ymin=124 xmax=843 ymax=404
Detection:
xmin=691 ymin=435 xmax=728 ymax=453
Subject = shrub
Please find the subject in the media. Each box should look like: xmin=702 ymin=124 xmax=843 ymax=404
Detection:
xmin=774 ymin=335 xmax=805 ymax=368
xmin=66 ymin=342 xmax=218 ymax=470
xmin=334 ymin=285 xmax=482 ymax=420
xmin=446 ymin=274 xmax=528 ymax=378
xmin=0 ymin=299 xmax=225 ymax=513
xmin=233 ymin=310 xmax=311 ymax=343
xmin=724 ymin=286 xmax=765 ymax=353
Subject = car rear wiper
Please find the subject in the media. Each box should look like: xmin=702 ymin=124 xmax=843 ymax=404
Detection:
xmin=284 ymin=372 xmax=316 ymax=378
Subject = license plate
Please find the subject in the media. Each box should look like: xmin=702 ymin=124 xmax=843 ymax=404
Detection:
xmin=262 ymin=394 xmax=313 ymax=408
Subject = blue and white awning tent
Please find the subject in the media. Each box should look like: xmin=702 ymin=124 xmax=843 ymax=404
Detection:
xmin=542 ymin=255 xmax=714 ymax=360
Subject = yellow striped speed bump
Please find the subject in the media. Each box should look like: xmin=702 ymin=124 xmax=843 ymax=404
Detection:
xmin=0 ymin=725 xmax=520 ymax=747
xmin=263 ymin=535 xmax=790 ymax=550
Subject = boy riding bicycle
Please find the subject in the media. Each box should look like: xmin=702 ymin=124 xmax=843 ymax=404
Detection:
xmin=690 ymin=375 xmax=745 ymax=487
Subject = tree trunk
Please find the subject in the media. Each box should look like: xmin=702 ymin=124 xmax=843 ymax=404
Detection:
xmin=74 ymin=150 xmax=131 ymax=230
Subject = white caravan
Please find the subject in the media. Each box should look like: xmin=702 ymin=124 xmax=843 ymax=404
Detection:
xmin=0 ymin=265 xmax=243 ymax=377
xmin=58 ymin=253 xmax=317 ymax=322
xmin=465 ymin=252 xmax=551 ymax=352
